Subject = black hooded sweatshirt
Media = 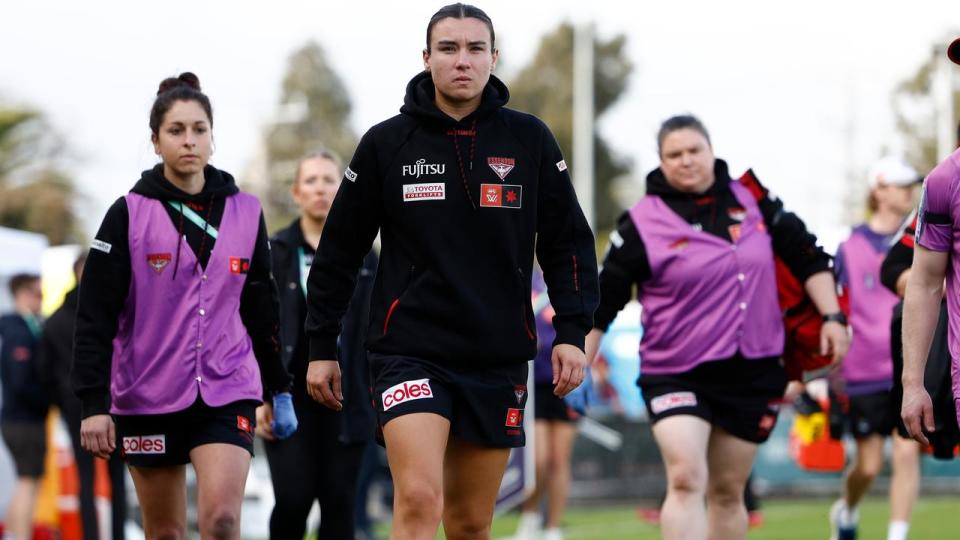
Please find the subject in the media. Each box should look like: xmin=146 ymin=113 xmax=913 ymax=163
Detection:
xmin=305 ymin=72 xmax=599 ymax=367
xmin=73 ymin=164 xmax=290 ymax=418
xmin=595 ymin=160 xmax=832 ymax=330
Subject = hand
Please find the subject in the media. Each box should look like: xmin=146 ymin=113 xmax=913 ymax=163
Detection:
xmin=80 ymin=414 xmax=116 ymax=459
xmin=901 ymin=384 xmax=935 ymax=446
xmin=306 ymin=360 xmax=343 ymax=411
xmin=552 ymin=343 xmax=587 ymax=398
xmin=584 ymin=328 xmax=604 ymax=365
xmin=820 ymin=320 xmax=849 ymax=367
xmin=255 ymin=403 xmax=275 ymax=441
xmin=271 ymin=392 xmax=298 ymax=440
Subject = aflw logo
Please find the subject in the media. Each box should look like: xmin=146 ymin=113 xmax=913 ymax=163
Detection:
xmin=403 ymin=158 xmax=445 ymax=178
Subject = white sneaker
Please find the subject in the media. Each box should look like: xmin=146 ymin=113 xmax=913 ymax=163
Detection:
xmin=514 ymin=511 xmax=542 ymax=540
xmin=543 ymin=527 xmax=564 ymax=540
xmin=829 ymin=499 xmax=859 ymax=540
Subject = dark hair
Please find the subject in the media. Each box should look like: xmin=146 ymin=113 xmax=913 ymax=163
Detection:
xmin=295 ymin=149 xmax=343 ymax=183
xmin=657 ymin=114 xmax=711 ymax=156
xmin=149 ymin=72 xmax=213 ymax=137
xmin=8 ymin=273 xmax=39 ymax=296
xmin=426 ymin=3 xmax=495 ymax=52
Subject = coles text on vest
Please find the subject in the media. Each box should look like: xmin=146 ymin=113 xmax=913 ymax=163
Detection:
xmin=382 ymin=378 xmax=433 ymax=411
xmin=402 ymin=158 xmax=446 ymax=178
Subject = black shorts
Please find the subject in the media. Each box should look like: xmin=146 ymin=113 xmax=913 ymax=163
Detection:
xmin=847 ymin=390 xmax=898 ymax=439
xmin=115 ymin=397 xmax=258 ymax=467
xmin=1 ymin=420 xmax=47 ymax=478
xmin=368 ymin=353 xmax=528 ymax=448
xmin=639 ymin=357 xmax=787 ymax=444
xmin=534 ymin=383 xmax=580 ymax=423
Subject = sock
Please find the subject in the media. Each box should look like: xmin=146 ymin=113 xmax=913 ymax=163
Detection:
xmin=839 ymin=502 xmax=859 ymax=528
xmin=887 ymin=520 xmax=909 ymax=540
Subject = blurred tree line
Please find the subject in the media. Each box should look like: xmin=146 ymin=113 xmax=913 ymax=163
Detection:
xmin=0 ymin=107 xmax=82 ymax=244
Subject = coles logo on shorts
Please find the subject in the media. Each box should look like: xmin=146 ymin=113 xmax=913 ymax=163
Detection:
xmin=382 ymin=378 xmax=433 ymax=411
xmin=122 ymin=435 xmax=166 ymax=455
xmin=650 ymin=392 xmax=698 ymax=415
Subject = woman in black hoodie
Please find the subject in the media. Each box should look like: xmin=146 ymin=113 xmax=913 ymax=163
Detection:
xmin=303 ymin=4 xmax=598 ymax=539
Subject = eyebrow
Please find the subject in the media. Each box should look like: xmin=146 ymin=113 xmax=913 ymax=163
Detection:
xmin=436 ymin=39 xmax=488 ymax=48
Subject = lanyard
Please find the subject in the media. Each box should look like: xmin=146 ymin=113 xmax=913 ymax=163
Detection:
xmin=297 ymin=247 xmax=312 ymax=300
xmin=167 ymin=201 xmax=218 ymax=240
xmin=20 ymin=313 xmax=42 ymax=339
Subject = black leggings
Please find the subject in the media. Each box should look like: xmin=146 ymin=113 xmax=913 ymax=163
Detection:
xmin=264 ymin=391 xmax=365 ymax=539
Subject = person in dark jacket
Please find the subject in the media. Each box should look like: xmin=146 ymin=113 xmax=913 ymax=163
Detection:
xmin=1 ymin=273 xmax=47 ymax=540
xmin=586 ymin=115 xmax=847 ymax=540
xmin=303 ymin=4 xmax=599 ymax=538
xmin=72 ymin=72 xmax=296 ymax=539
xmin=257 ymin=150 xmax=377 ymax=539
xmin=37 ymin=255 xmax=127 ymax=540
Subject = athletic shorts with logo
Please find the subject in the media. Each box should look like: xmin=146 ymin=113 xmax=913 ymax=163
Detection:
xmin=369 ymin=353 xmax=528 ymax=448
xmin=846 ymin=389 xmax=898 ymax=439
xmin=533 ymin=383 xmax=580 ymax=423
xmin=639 ymin=356 xmax=787 ymax=443
xmin=115 ymin=396 xmax=258 ymax=467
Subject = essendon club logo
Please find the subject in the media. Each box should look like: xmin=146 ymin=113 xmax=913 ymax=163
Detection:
xmin=237 ymin=415 xmax=252 ymax=433
xmin=479 ymin=184 xmax=522 ymax=209
xmin=487 ymin=157 xmax=515 ymax=181
xmin=147 ymin=253 xmax=172 ymax=274
xmin=514 ymin=385 xmax=527 ymax=405
xmin=729 ymin=224 xmax=742 ymax=242
xmin=381 ymin=378 xmax=433 ymax=411
xmin=505 ymin=408 xmax=523 ymax=427
xmin=122 ymin=435 xmax=166 ymax=455
xmin=229 ymin=257 xmax=250 ymax=274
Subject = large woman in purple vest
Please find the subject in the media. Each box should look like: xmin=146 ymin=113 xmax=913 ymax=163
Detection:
xmin=586 ymin=115 xmax=848 ymax=539
xmin=830 ymin=157 xmax=920 ymax=540
xmin=72 ymin=73 xmax=297 ymax=539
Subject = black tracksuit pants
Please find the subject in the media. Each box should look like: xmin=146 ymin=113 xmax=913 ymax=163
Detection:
xmin=264 ymin=389 xmax=365 ymax=539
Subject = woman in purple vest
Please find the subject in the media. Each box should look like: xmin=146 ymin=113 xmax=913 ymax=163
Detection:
xmin=72 ymin=73 xmax=298 ymax=539
xmin=830 ymin=157 xmax=920 ymax=540
xmin=586 ymin=115 xmax=848 ymax=539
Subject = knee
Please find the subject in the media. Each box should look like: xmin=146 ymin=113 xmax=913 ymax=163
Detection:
xmin=667 ymin=464 xmax=706 ymax=496
xmin=200 ymin=506 xmax=240 ymax=540
xmin=444 ymin=516 xmax=491 ymax=540
xmin=707 ymin=478 xmax=744 ymax=508
xmin=854 ymin=455 xmax=884 ymax=479
xmin=145 ymin=522 xmax=186 ymax=540
xmin=396 ymin=480 xmax=443 ymax=523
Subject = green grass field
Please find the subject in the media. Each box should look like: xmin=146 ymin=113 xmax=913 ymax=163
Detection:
xmin=360 ymin=496 xmax=960 ymax=539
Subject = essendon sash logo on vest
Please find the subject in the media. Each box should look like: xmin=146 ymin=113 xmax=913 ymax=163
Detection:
xmin=229 ymin=257 xmax=250 ymax=275
xmin=479 ymin=184 xmax=522 ymax=208
xmin=147 ymin=253 xmax=172 ymax=274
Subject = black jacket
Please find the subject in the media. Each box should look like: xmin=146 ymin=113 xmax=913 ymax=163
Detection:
xmin=1 ymin=313 xmax=48 ymax=421
xmin=37 ymin=287 xmax=79 ymax=409
xmin=270 ymin=219 xmax=377 ymax=443
xmin=73 ymin=165 xmax=291 ymax=418
xmin=305 ymin=72 xmax=599 ymax=368
xmin=595 ymin=161 xmax=832 ymax=330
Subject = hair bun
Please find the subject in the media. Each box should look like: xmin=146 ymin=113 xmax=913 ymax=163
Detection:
xmin=156 ymin=72 xmax=202 ymax=95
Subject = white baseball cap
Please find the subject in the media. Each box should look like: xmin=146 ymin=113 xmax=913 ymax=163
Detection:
xmin=867 ymin=156 xmax=921 ymax=189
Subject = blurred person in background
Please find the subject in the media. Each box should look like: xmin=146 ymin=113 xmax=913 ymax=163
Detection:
xmin=514 ymin=269 xmax=581 ymax=540
xmin=302 ymin=4 xmax=599 ymax=538
xmin=830 ymin=157 xmax=921 ymax=540
xmin=586 ymin=114 xmax=846 ymax=540
xmin=72 ymin=72 xmax=297 ymax=539
xmin=257 ymin=150 xmax=378 ymax=540
xmin=1 ymin=274 xmax=47 ymax=540
xmin=38 ymin=254 xmax=128 ymax=540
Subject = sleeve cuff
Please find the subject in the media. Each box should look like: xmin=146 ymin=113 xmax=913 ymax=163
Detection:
xmin=309 ymin=334 xmax=340 ymax=362
xmin=80 ymin=394 xmax=110 ymax=419
xmin=552 ymin=319 xmax=587 ymax=353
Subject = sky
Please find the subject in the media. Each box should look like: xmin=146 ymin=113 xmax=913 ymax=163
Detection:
xmin=2 ymin=0 xmax=958 ymax=251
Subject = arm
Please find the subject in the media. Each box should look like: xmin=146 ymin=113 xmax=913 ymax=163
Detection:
xmin=901 ymin=245 xmax=947 ymax=444
xmin=534 ymin=125 xmax=598 ymax=397
xmin=304 ymin=132 xmax=383 ymax=410
xmin=239 ymin=212 xmax=291 ymax=397
xmin=72 ymin=198 xmax=131 ymax=419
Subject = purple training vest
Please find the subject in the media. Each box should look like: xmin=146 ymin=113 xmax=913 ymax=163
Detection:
xmin=110 ymin=192 xmax=263 ymax=415
xmin=838 ymin=228 xmax=897 ymax=385
xmin=629 ymin=181 xmax=784 ymax=375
